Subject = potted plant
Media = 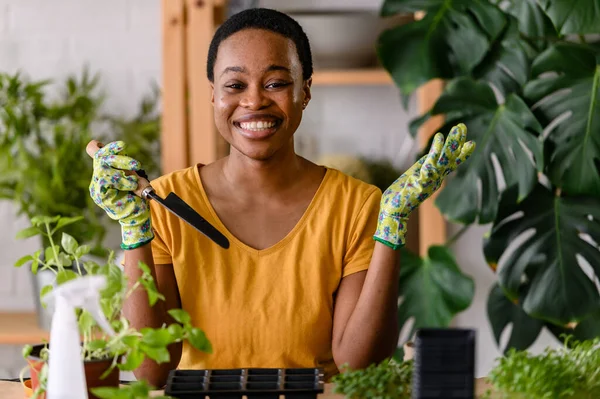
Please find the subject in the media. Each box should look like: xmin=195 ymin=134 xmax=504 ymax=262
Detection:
xmin=14 ymin=215 xmax=212 ymax=399
xmin=377 ymin=0 xmax=600 ymax=351
xmin=0 ymin=68 xmax=161 ymax=330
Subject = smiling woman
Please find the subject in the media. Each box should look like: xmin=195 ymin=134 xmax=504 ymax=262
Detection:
xmin=88 ymin=7 xmax=475 ymax=389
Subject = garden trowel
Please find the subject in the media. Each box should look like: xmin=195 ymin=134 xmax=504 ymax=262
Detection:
xmin=86 ymin=140 xmax=230 ymax=249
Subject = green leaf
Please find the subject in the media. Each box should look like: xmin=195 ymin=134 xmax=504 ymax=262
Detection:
xmin=78 ymin=310 xmax=95 ymax=332
xmin=492 ymin=0 xmax=558 ymax=53
xmin=168 ymin=309 xmax=191 ymax=325
xmin=545 ymin=309 xmax=600 ymax=343
xmin=44 ymin=246 xmax=56 ymax=266
xmin=137 ymin=261 xmax=151 ymax=275
xmin=472 ymin=15 xmax=530 ymax=97
xmin=416 ymin=78 xmax=544 ymax=224
xmin=524 ymin=43 xmax=600 ymax=196
xmin=140 ymin=345 xmax=170 ymax=364
xmin=140 ymin=279 xmax=164 ymax=306
xmin=57 ymin=253 xmax=72 ymax=267
xmin=187 ymin=328 xmax=212 ymax=353
xmin=90 ymin=387 xmax=131 ymax=399
xmin=537 ymin=0 xmax=600 ymax=35
xmin=483 ymin=182 xmax=600 ymax=326
xmin=22 ymin=344 xmax=33 ymax=359
xmin=14 ymin=254 xmax=33 ymax=267
xmin=486 ymin=282 xmax=544 ymax=353
xmin=140 ymin=328 xmax=176 ymax=347
xmin=61 ymin=233 xmax=78 ymax=254
xmin=30 ymin=215 xmax=60 ymax=226
xmin=167 ymin=324 xmax=183 ymax=340
xmin=119 ymin=348 xmax=145 ymax=372
xmin=40 ymin=284 xmax=53 ymax=300
xmin=397 ymin=246 xmax=474 ymax=338
xmin=56 ymin=269 xmax=78 ymax=285
xmin=377 ymin=0 xmax=506 ymax=105
xmin=121 ymin=335 xmax=140 ymax=348
xmin=15 ymin=226 xmax=41 ymax=240
xmin=54 ymin=216 xmax=84 ymax=232
xmin=86 ymin=339 xmax=108 ymax=351
xmin=31 ymin=252 xmax=40 ymax=274
xmin=74 ymin=244 xmax=91 ymax=258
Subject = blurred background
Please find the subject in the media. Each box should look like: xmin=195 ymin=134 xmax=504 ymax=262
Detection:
xmin=1 ymin=0 xmax=590 ymax=383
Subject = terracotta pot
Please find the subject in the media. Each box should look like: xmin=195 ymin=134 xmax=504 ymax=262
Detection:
xmin=27 ymin=344 xmax=119 ymax=399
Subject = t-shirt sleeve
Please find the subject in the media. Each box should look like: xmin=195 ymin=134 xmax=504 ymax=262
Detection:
xmin=342 ymin=186 xmax=382 ymax=277
xmin=149 ymin=201 xmax=173 ymax=265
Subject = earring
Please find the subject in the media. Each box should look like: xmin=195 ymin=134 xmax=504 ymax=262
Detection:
xmin=302 ymin=100 xmax=308 ymax=109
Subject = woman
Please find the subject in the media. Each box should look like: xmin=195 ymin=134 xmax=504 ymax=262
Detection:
xmin=90 ymin=8 xmax=474 ymax=387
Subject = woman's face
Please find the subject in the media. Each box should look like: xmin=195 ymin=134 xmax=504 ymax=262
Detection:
xmin=211 ymin=28 xmax=311 ymax=161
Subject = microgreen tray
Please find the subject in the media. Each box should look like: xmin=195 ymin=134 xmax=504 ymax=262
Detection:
xmin=165 ymin=367 xmax=325 ymax=399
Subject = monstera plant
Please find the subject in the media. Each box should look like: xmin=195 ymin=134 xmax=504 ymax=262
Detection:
xmin=378 ymin=0 xmax=600 ymax=352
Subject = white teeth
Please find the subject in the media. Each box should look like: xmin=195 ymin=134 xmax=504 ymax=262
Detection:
xmin=240 ymin=121 xmax=276 ymax=131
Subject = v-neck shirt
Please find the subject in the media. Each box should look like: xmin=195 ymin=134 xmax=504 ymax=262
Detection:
xmin=148 ymin=164 xmax=381 ymax=380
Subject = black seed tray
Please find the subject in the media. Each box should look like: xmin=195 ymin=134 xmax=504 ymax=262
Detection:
xmin=412 ymin=328 xmax=476 ymax=399
xmin=165 ymin=367 xmax=325 ymax=399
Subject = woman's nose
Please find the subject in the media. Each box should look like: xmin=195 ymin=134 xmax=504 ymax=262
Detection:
xmin=240 ymin=86 xmax=269 ymax=109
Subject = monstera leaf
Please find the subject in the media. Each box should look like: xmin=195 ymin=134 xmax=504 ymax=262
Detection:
xmin=487 ymin=282 xmax=545 ymax=352
xmin=472 ymin=15 xmax=530 ymax=97
xmin=537 ymin=0 xmax=600 ymax=35
xmin=411 ymin=78 xmax=544 ymax=224
xmin=483 ymin=182 xmax=600 ymax=327
xmin=524 ymin=43 xmax=600 ymax=196
xmin=398 ymin=245 xmax=475 ymax=338
xmin=545 ymin=309 xmax=600 ymax=343
xmin=491 ymin=0 xmax=558 ymax=53
xmin=378 ymin=0 xmax=506 ymax=105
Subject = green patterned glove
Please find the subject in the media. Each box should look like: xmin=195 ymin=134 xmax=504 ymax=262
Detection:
xmin=89 ymin=141 xmax=154 ymax=250
xmin=374 ymin=123 xmax=475 ymax=250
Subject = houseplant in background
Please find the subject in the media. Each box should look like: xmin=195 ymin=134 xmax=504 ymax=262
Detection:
xmin=15 ymin=215 xmax=212 ymax=399
xmin=377 ymin=0 xmax=600 ymax=352
xmin=0 ymin=67 xmax=161 ymax=330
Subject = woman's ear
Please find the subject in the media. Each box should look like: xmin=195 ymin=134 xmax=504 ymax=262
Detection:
xmin=210 ymin=82 xmax=215 ymax=105
xmin=302 ymin=78 xmax=312 ymax=109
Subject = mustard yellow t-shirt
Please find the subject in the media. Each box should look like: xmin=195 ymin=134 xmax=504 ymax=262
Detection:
xmin=148 ymin=164 xmax=381 ymax=380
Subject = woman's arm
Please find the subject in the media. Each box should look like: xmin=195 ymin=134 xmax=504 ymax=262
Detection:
xmin=331 ymin=124 xmax=475 ymax=369
xmin=331 ymin=242 xmax=400 ymax=369
xmin=123 ymin=244 xmax=182 ymax=388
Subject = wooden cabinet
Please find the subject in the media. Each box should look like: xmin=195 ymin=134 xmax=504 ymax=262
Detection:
xmin=160 ymin=0 xmax=446 ymax=255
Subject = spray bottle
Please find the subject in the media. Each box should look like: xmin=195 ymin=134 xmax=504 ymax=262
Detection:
xmin=46 ymin=275 xmax=116 ymax=399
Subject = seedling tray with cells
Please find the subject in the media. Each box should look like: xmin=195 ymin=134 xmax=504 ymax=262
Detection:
xmin=165 ymin=367 xmax=325 ymax=399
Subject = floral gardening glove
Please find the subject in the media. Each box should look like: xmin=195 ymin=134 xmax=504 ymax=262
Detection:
xmin=89 ymin=141 xmax=154 ymax=250
xmin=374 ymin=123 xmax=476 ymax=250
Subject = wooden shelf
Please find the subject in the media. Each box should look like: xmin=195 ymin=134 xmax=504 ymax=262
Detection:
xmin=0 ymin=313 xmax=48 ymax=345
xmin=312 ymin=68 xmax=393 ymax=85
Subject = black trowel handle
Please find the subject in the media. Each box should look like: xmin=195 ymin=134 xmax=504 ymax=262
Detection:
xmin=86 ymin=140 xmax=153 ymax=199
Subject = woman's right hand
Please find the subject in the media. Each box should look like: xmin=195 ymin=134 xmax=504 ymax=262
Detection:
xmin=89 ymin=141 xmax=155 ymax=250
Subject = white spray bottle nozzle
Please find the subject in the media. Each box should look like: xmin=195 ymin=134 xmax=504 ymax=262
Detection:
xmin=46 ymin=275 xmax=116 ymax=399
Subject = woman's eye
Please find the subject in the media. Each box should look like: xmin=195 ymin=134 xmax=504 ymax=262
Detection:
xmin=266 ymin=82 xmax=290 ymax=89
xmin=225 ymin=83 xmax=244 ymax=89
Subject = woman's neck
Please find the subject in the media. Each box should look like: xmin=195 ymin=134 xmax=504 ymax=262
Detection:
xmin=221 ymin=144 xmax=309 ymax=196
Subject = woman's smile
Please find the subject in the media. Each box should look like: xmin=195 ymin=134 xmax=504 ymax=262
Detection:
xmin=232 ymin=113 xmax=283 ymax=140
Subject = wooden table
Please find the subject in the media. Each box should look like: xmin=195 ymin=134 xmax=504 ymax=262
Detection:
xmin=1 ymin=379 xmax=497 ymax=398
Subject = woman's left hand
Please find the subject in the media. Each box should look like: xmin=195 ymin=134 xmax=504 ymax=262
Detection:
xmin=374 ymin=123 xmax=476 ymax=250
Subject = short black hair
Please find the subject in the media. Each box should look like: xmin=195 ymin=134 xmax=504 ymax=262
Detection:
xmin=206 ymin=8 xmax=313 ymax=82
